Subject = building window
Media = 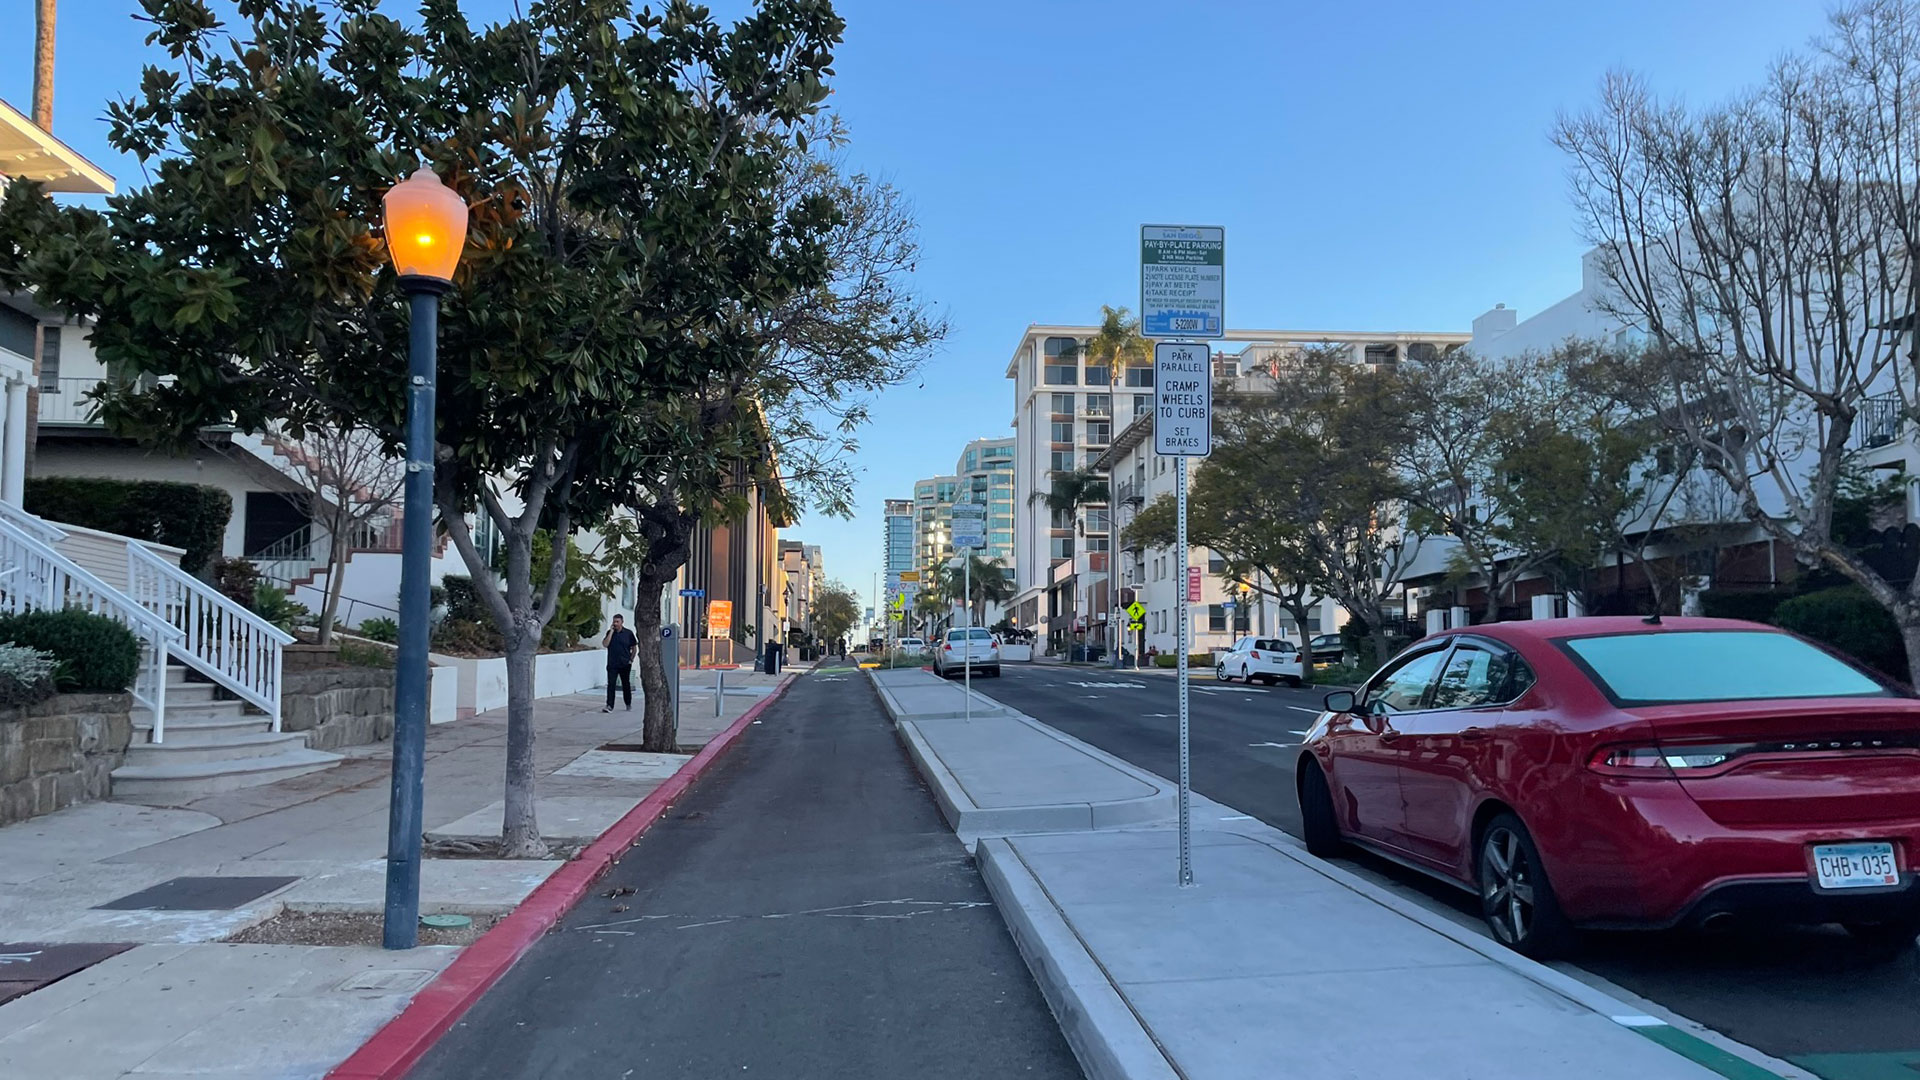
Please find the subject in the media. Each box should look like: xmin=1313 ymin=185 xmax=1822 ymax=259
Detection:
xmin=1085 ymin=365 xmax=1111 ymax=386
xmin=1051 ymin=392 xmax=1075 ymax=414
xmin=1043 ymin=364 xmax=1078 ymax=385
xmin=1050 ymin=421 xmax=1074 ymax=443
xmin=1085 ymin=394 xmax=1111 ymax=417
xmin=37 ymin=326 xmax=61 ymax=393
xmin=1207 ymin=553 xmax=1225 ymax=573
xmin=1087 ymin=536 xmax=1110 ymax=553
xmin=1086 ymin=421 xmax=1111 ymax=445
xmin=1085 ymin=509 xmax=1110 ymax=533
xmin=1208 ymin=605 xmax=1227 ymax=632
xmin=1050 ymin=537 xmax=1074 ymax=559
xmin=1124 ymin=367 xmax=1153 ymax=388
xmin=1051 ymin=508 xmax=1073 ymax=529
xmin=1043 ymin=335 xmax=1078 ymax=357
xmin=1050 ymin=450 xmax=1074 ymax=471
xmin=1133 ymin=395 xmax=1150 ymax=419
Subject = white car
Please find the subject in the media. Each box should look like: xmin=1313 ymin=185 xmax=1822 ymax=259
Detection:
xmin=933 ymin=627 xmax=1001 ymax=678
xmin=897 ymin=637 xmax=928 ymax=654
xmin=1216 ymin=636 xmax=1304 ymax=686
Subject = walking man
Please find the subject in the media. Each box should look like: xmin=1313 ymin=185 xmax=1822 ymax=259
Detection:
xmin=602 ymin=614 xmax=637 ymax=712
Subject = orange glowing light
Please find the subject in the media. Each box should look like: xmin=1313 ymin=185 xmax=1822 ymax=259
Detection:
xmin=381 ymin=168 xmax=469 ymax=283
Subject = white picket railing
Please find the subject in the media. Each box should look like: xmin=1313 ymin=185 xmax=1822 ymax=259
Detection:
xmin=126 ymin=544 xmax=294 ymax=738
xmin=0 ymin=512 xmax=182 ymax=729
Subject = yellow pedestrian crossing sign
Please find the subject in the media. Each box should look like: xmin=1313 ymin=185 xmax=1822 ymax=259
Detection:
xmin=1127 ymin=621 xmax=1144 ymax=632
xmin=891 ymin=593 xmax=904 ymax=611
xmin=1125 ymin=601 xmax=1146 ymax=622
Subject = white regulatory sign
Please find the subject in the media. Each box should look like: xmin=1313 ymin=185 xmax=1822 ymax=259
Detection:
xmin=949 ymin=502 xmax=986 ymax=550
xmin=1140 ymin=225 xmax=1224 ymax=339
xmin=1153 ymin=342 xmax=1211 ymax=457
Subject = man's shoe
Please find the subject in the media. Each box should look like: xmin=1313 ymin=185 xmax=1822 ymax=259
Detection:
xmin=601 ymin=705 xmax=613 ymax=713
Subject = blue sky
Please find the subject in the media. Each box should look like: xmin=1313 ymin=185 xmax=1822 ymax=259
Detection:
xmin=12 ymin=0 xmax=1833 ymax=615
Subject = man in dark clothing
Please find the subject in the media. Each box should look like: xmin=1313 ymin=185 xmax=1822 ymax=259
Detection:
xmin=602 ymin=614 xmax=637 ymax=712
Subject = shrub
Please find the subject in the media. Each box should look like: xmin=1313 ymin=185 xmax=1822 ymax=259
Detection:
xmin=432 ymin=618 xmax=504 ymax=657
xmin=250 ymin=584 xmax=311 ymax=632
xmin=0 ymin=609 xmax=141 ymax=693
xmin=0 ymin=643 xmax=58 ymax=707
xmin=1771 ymin=586 xmax=1910 ymax=683
xmin=338 ymin=641 xmax=394 ymax=669
xmin=1699 ymin=588 xmax=1790 ymax=625
xmin=211 ymin=557 xmax=263 ymax=607
xmin=357 ymin=617 xmax=399 ymax=643
xmin=25 ymin=477 xmax=232 ymax=574
xmin=1151 ymin=653 xmax=1217 ymax=669
xmin=439 ymin=575 xmax=493 ymax=624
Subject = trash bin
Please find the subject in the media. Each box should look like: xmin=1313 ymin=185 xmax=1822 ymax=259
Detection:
xmin=763 ymin=642 xmax=781 ymax=676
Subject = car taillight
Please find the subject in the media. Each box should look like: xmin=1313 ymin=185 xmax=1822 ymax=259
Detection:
xmin=1251 ymin=651 xmax=1261 ymax=659
xmin=1588 ymin=743 xmax=1752 ymax=776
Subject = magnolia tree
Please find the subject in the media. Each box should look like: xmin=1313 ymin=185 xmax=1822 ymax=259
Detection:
xmin=270 ymin=425 xmax=404 ymax=643
xmin=0 ymin=0 xmax=848 ymax=855
xmin=1555 ymin=0 xmax=1920 ymax=670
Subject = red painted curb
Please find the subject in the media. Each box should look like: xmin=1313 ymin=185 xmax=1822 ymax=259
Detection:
xmin=326 ymin=673 xmax=798 ymax=1080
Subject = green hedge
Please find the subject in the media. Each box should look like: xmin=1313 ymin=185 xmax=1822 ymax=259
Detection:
xmin=1771 ymin=586 xmax=1909 ymax=683
xmin=1153 ymin=653 xmax=1216 ymax=668
xmin=25 ymin=477 xmax=232 ymax=574
xmin=0 ymin=610 xmax=141 ymax=692
xmin=1699 ymin=588 xmax=1791 ymax=626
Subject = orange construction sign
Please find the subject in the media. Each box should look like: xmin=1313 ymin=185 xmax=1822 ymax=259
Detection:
xmin=707 ymin=599 xmax=733 ymax=639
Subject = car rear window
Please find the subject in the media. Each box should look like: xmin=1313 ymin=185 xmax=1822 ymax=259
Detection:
xmin=1560 ymin=630 xmax=1889 ymax=705
xmin=958 ymin=628 xmax=992 ymax=640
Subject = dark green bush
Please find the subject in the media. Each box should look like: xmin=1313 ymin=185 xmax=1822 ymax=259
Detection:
xmin=439 ymin=575 xmax=492 ymax=624
xmin=211 ymin=557 xmax=263 ymax=607
xmin=0 ymin=610 xmax=141 ymax=692
xmin=357 ymin=617 xmax=398 ymax=643
xmin=1699 ymin=588 xmax=1791 ymax=626
xmin=25 ymin=477 xmax=232 ymax=574
xmin=1771 ymin=586 xmax=1910 ymax=683
xmin=1152 ymin=653 xmax=1217 ymax=669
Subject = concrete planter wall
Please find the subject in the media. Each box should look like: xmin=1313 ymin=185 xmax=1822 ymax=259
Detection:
xmin=1000 ymin=644 xmax=1034 ymax=662
xmin=281 ymin=668 xmax=395 ymax=751
xmin=430 ymin=665 xmax=457 ymax=726
xmin=441 ymin=650 xmax=603 ymax=719
xmin=0 ymin=693 xmax=133 ymax=825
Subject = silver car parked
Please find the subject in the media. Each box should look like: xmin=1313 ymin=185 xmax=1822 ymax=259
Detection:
xmin=933 ymin=627 xmax=1001 ymax=678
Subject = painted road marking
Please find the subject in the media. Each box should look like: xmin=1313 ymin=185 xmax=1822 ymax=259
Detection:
xmin=1249 ymin=741 xmax=1297 ymax=749
xmin=1069 ymin=681 xmax=1147 ymax=688
xmin=1219 ymin=815 xmax=1254 ymax=821
xmin=1285 ymin=706 xmax=1321 ymax=714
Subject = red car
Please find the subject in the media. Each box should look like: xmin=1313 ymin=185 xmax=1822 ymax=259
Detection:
xmin=1295 ymin=616 xmax=1920 ymax=957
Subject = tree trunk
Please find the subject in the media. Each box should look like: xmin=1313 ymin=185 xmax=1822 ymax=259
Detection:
xmin=499 ymin=630 xmax=544 ymax=857
xmin=316 ymin=537 xmax=348 ymax=646
xmin=1283 ymin=601 xmax=1316 ymax=684
xmin=1481 ymin=564 xmax=1502 ymax=625
xmin=1900 ymin=617 xmax=1920 ymax=693
xmin=633 ymin=588 xmax=675 ymax=753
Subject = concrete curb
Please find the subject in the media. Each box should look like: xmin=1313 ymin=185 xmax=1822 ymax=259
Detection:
xmin=870 ymin=670 xmax=1175 ymax=835
xmin=976 ymin=838 xmax=1179 ymax=1080
xmin=325 ymin=672 xmax=798 ymax=1080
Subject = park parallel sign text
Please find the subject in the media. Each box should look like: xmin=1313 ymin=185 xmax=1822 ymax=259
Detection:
xmin=1140 ymin=225 xmax=1224 ymax=339
xmin=1153 ymin=342 xmax=1212 ymax=456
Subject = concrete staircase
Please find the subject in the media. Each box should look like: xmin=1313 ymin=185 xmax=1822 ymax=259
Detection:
xmin=112 ymin=667 xmax=341 ymax=803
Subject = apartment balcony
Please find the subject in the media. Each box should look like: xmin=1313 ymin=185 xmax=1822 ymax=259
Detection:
xmin=1115 ymin=479 xmax=1144 ymax=505
xmin=1856 ymin=391 xmax=1905 ymax=450
xmin=37 ymin=377 xmax=106 ymax=426
xmin=1081 ymin=402 xmax=1111 ymax=419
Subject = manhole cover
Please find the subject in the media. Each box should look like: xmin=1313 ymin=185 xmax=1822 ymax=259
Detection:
xmin=0 ymin=943 xmax=135 ymax=1003
xmin=95 ymin=876 xmax=298 ymax=911
xmin=337 ymin=968 xmax=437 ymax=993
xmin=420 ymin=914 xmax=471 ymax=930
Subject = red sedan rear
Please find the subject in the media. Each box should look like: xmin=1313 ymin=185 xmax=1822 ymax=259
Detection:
xmin=1295 ymin=616 xmax=1920 ymax=957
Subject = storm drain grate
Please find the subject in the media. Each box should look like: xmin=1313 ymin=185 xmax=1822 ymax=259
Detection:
xmin=94 ymin=876 xmax=299 ymax=911
xmin=0 ymin=943 xmax=136 ymax=1004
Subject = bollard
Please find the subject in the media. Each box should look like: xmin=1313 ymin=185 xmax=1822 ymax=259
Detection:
xmin=715 ymin=669 xmax=725 ymax=717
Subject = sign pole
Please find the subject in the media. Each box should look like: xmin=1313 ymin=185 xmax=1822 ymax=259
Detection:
xmin=963 ymin=554 xmax=972 ymax=723
xmin=1176 ymin=453 xmax=1192 ymax=887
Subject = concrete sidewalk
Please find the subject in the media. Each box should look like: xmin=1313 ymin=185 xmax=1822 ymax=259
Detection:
xmin=870 ymin=666 xmax=1765 ymax=1080
xmin=0 ymin=668 xmax=791 ymax=1080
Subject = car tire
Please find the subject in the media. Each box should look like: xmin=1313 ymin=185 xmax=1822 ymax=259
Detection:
xmin=1476 ymin=812 xmax=1576 ymax=959
xmin=985 ymin=666 xmax=1001 ymax=678
xmin=1216 ymin=664 xmax=1231 ymax=682
xmin=1284 ymin=674 xmax=1304 ymax=687
xmin=1298 ymin=760 xmax=1346 ymax=859
xmin=1842 ymin=915 xmax=1920 ymax=954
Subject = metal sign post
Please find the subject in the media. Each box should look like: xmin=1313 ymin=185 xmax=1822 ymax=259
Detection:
xmin=950 ymin=501 xmax=986 ymax=725
xmin=1153 ymin=339 xmax=1214 ymax=888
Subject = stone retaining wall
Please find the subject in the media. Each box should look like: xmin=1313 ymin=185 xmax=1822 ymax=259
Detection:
xmin=0 ymin=693 xmax=133 ymax=825
xmin=281 ymin=668 xmax=395 ymax=751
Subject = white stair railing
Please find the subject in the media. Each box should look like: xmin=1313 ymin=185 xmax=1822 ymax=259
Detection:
xmin=0 ymin=511 xmax=182 ymax=734
xmin=126 ymin=544 xmax=294 ymax=736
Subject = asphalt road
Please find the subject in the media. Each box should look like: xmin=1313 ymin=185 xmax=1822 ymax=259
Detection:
xmin=973 ymin=662 xmax=1920 ymax=1080
xmin=412 ymin=667 xmax=1083 ymax=1080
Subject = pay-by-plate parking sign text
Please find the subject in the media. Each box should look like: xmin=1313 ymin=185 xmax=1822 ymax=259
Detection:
xmin=1140 ymin=225 xmax=1224 ymax=339
xmin=1153 ymin=342 xmax=1211 ymax=456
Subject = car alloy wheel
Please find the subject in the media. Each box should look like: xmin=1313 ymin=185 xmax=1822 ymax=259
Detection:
xmin=1476 ymin=812 xmax=1574 ymax=958
xmin=1216 ymin=664 xmax=1230 ymax=682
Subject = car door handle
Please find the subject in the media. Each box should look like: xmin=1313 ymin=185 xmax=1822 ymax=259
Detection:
xmin=1461 ymin=727 xmax=1488 ymax=741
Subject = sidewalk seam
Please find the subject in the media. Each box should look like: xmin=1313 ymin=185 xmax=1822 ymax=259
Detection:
xmin=323 ymin=673 xmax=797 ymax=1080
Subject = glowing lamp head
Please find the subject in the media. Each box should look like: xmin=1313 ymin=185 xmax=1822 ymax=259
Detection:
xmin=381 ymin=167 xmax=469 ymax=287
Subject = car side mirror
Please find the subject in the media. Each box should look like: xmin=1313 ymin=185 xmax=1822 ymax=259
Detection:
xmin=1323 ymin=690 xmax=1356 ymax=714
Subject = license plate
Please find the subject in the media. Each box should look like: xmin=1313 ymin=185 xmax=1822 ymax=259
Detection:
xmin=1812 ymin=841 xmax=1900 ymax=889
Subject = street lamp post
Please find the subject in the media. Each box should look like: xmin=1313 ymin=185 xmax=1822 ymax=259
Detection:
xmin=380 ymin=167 xmax=469 ymax=950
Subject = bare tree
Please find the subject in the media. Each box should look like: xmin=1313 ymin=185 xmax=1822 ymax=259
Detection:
xmin=267 ymin=426 xmax=404 ymax=644
xmin=1556 ymin=0 xmax=1920 ymax=672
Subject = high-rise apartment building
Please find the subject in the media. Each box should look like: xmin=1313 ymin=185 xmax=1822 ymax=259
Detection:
xmin=882 ymin=499 xmax=913 ymax=591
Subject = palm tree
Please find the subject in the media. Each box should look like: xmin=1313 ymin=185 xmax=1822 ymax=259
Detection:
xmin=1042 ymin=468 xmax=1110 ymax=514
xmin=933 ymin=554 xmax=1015 ymax=627
xmin=1078 ymin=304 xmax=1153 ymax=378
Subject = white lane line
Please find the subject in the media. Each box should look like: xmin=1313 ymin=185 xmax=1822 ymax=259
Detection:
xmin=1289 ymin=729 xmax=1311 ymax=736
xmin=1285 ymin=706 xmax=1321 ymax=714
xmin=1249 ymin=741 xmax=1297 ymax=749
xmin=1218 ymin=814 xmax=1254 ymax=821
